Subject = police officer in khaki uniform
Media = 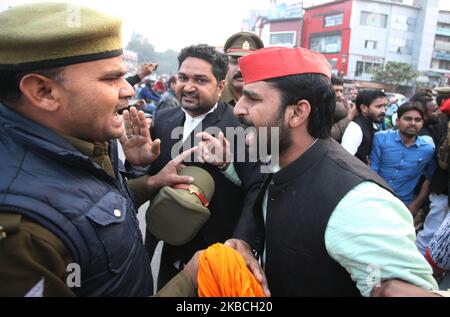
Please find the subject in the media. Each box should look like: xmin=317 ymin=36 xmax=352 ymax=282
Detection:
xmin=220 ymin=32 xmax=264 ymax=106
xmin=0 ymin=2 xmax=199 ymax=297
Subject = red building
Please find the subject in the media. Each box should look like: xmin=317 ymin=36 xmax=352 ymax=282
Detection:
xmin=261 ymin=17 xmax=302 ymax=47
xmin=302 ymin=0 xmax=353 ymax=76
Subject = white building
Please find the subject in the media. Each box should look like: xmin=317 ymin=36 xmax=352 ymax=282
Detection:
xmin=347 ymin=0 xmax=439 ymax=84
xmin=428 ymin=10 xmax=450 ymax=86
xmin=123 ymin=50 xmax=138 ymax=76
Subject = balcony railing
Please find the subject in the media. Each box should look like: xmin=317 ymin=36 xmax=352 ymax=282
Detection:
xmin=434 ymin=40 xmax=450 ymax=52
xmin=433 ymin=51 xmax=450 ymax=61
xmin=436 ymin=27 xmax=450 ymax=37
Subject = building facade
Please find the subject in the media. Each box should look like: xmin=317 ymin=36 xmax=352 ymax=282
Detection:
xmin=302 ymin=0 xmax=353 ymax=76
xmin=242 ymin=0 xmax=448 ymax=88
xmin=428 ymin=10 xmax=450 ymax=86
xmin=243 ymin=1 xmax=303 ymax=48
xmin=123 ymin=49 xmax=138 ymax=76
xmin=302 ymin=0 xmax=443 ymax=88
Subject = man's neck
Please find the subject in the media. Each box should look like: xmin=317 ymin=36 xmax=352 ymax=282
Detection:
xmin=399 ymin=131 xmax=417 ymax=147
xmin=361 ymin=113 xmax=371 ymax=122
xmin=183 ymin=103 xmax=217 ymax=119
xmin=279 ymin=134 xmax=316 ymax=168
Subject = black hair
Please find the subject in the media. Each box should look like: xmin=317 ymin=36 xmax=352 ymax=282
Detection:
xmin=330 ymin=75 xmax=343 ymax=86
xmin=266 ymin=73 xmax=335 ymax=139
xmin=0 ymin=67 xmax=65 ymax=102
xmin=397 ymin=101 xmax=425 ymax=119
xmin=177 ymin=44 xmax=228 ymax=82
xmin=355 ymin=89 xmax=386 ymax=113
xmin=410 ymin=90 xmax=434 ymax=109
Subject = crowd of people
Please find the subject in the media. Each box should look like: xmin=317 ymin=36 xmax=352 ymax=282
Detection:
xmin=0 ymin=2 xmax=449 ymax=297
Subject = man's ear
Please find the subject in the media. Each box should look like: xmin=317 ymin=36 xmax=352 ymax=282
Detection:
xmin=217 ymin=79 xmax=225 ymax=97
xmin=360 ymin=104 xmax=368 ymax=115
xmin=287 ymin=99 xmax=311 ymax=128
xmin=19 ymin=74 xmax=62 ymax=112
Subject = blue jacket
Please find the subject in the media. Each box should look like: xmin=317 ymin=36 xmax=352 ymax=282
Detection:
xmin=0 ymin=103 xmax=153 ymax=296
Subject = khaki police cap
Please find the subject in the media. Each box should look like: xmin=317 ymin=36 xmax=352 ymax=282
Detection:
xmin=146 ymin=166 xmax=215 ymax=246
xmin=0 ymin=2 xmax=122 ymax=71
xmin=224 ymin=32 xmax=264 ymax=57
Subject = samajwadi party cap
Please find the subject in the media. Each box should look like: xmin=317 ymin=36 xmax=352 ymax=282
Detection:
xmin=238 ymin=47 xmax=332 ymax=84
xmin=0 ymin=2 xmax=123 ymax=71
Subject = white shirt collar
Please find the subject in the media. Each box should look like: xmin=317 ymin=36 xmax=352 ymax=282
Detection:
xmin=181 ymin=103 xmax=218 ymax=143
xmin=181 ymin=103 xmax=218 ymax=121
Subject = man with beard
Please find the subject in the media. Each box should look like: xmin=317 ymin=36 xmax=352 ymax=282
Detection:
xmin=341 ymin=90 xmax=387 ymax=164
xmin=146 ymin=44 xmax=262 ymax=290
xmin=410 ymin=90 xmax=446 ymax=146
xmin=220 ymin=32 xmax=264 ymax=107
xmin=330 ymin=75 xmax=357 ymax=143
xmin=225 ymin=46 xmax=437 ymax=296
xmin=370 ymin=102 xmax=436 ymax=215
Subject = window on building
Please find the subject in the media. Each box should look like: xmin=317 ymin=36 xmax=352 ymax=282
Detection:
xmin=269 ymin=32 xmax=296 ymax=47
xmin=407 ymin=17 xmax=416 ymax=32
xmin=436 ymin=35 xmax=450 ymax=43
xmin=439 ymin=60 xmax=450 ymax=70
xmin=389 ymin=38 xmax=413 ymax=55
xmin=365 ymin=40 xmax=378 ymax=50
xmin=391 ymin=15 xmax=416 ymax=32
xmin=360 ymin=11 xmax=388 ymax=28
xmin=355 ymin=61 xmax=382 ymax=76
xmin=437 ymin=22 xmax=450 ymax=31
xmin=309 ymin=33 xmax=342 ymax=54
xmin=324 ymin=13 xmax=343 ymax=27
xmin=327 ymin=58 xmax=338 ymax=70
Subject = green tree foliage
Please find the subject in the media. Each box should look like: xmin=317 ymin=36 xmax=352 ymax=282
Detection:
xmin=126 ymin=33 xmax=179 ymax=75
xmin=372 ymin=62 xmax=418 ymax=92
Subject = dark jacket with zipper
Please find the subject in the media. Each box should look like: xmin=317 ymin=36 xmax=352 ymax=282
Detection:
xmin=0 ymin=102 xmax=153 ymax=296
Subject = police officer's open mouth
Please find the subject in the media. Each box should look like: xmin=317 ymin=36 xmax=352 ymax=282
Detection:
xmin=233 ymin=72 xmax=243 ymax=80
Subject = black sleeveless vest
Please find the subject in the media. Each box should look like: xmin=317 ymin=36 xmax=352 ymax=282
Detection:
xmin=353 ymin=114 xmax=376 ymax=164
xmin=258 ymin=138 xmax=392 ymax=296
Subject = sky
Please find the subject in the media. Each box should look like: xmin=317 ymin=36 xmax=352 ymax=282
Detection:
xmin=1 ymin=0 xmax=450 ymax=52
xmin=0 ymin=0 xmax=269 ymax=51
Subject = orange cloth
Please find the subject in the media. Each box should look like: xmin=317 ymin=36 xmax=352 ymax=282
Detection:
xmin=197 ymin=243 xmax=266 ymax=297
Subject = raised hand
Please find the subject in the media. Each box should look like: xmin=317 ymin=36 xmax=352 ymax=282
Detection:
xmin=119 ymin=107 xmax=160 ymax=166
xmin=196 ymin=131 xmax=231 ymax=168
xmin=147 ymin=147 xmax=198 ymax=189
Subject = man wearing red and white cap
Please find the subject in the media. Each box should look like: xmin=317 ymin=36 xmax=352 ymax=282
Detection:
xmin=226 ymin=47 xmax=439 ymax=297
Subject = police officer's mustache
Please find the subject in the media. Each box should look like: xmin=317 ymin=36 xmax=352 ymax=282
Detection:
xmin=233 ymin=72 xmax=243 ymax=80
